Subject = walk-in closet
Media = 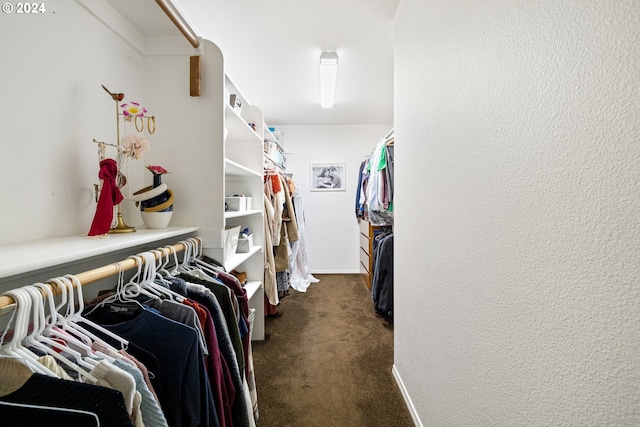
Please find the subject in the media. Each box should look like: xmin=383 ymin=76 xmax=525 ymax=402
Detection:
xmin=2 ymin=0 xmax=638 ymax=426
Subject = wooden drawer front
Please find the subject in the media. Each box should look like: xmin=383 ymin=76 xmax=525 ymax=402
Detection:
xmin=359 ymin=219 xmax=370 ymax=235
xmin=360 ymin=234 xmax=370 ymax=254
xmin=360 ymin=248 xmax=370 ymax=271
xmin=360 ymin=262 xmax=371 ymax=290
xmin=360 ymin=261 xmax=368 ymax=276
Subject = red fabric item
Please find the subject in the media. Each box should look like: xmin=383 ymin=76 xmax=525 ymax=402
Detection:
xmin=185 ymin=299 xmax=234 ymax=427
xmin=88 ymin=158 xmax=123 ymax=236
xmin=264 ymin=295 xmax=278 ymax=317
xmin=270 ymin=174 xmax=281 ymax=193
xmin=183 ymin=299 xmax=207 ymax=335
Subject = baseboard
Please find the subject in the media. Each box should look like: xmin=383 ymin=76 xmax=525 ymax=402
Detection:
xmin=309 ymin=269 xmax=360 ymax=274
xmin=392 ymin=364 xmax=423 ymax=427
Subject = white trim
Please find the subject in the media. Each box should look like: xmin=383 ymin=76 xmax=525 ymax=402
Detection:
xmin=392 ymin=364 xmax=423 ymax=427
xmin=309 ymin=269 xmax=360 ymax=274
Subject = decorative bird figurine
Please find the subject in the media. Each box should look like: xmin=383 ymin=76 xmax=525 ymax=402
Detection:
xmin=101 ymin=84 xmax=124 ymax=102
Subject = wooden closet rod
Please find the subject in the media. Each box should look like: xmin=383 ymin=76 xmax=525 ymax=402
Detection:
xmin=155 ymin=0 xmax=200 ymax=49
xmin=0 ymin=241 xmax=188 ymax=311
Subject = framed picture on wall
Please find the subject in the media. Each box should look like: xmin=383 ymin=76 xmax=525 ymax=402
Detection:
xmin=310 ymin=163 xmax=346 ymax=192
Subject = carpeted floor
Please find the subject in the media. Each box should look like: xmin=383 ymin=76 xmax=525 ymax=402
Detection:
xmin=251 ymin=274 xmax=414 ymax=427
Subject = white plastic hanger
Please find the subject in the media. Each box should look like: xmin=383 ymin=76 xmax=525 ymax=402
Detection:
xmin=0 ymin=400 xmax=100 ymax=426
xmin=21 ymin=285 xmax=100 ymax=382
xmin=145 ymin=249 xmax=184 ymax=302
xmin=29 ymin=282 xmax=92 ymax=358
xmin=177 ymin=239 xmax=192 ymax=272
xmin=123 ymin=254 xmax=161 ymax=301
xmin=0 ymin=287 xmax=58 ymax=377
xmin=178 ymin=239 xmax=212 ymax=282
xmin=61 ymin=275 xmax=122 ymax=361
xmin=37 ymin=280 xmax=114 ymax=364
xmin=157 ymin=247 xmax=173 ymax=277
xmin=13 ymin=285 xmax=97 ymax=380
xmin=187 ymin=238 xmax=226 ymax=278
xmin=63 ymin=273 xmax=130 ymax=350
xmin=165 ymin=244 xmax=182 ymax=276
xmin=135 ymin=251 xmax=171 ymax=299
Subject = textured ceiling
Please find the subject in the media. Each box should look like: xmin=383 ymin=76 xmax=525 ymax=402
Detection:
xmin=107 ymin=0 xmax=398 ymax=125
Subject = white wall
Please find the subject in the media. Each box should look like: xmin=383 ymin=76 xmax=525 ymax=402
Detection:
xmin=276 ymin=125 xmax=390 ymax=273
xmin=393 ymin=1 xmax=640 ymax=426
xmin=0 ymin=0 xmax=152 ymax=245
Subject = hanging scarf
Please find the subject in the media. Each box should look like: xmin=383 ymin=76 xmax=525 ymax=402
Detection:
xmin=88 ymin=158 xmax=123 ymax=237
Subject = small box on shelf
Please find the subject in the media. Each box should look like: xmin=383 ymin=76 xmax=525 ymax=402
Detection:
xmin=229 ymin=94 xmax=242 ymax=114
xmin=236 ymin=234 xmax=254 ymax=253
xmin=268 ymin=126 xmax=283 ymax=143
xmin=223 ymin=225 xmax=241 ymax=260
xmin=225 ymin=196 xmax=252 ymax=211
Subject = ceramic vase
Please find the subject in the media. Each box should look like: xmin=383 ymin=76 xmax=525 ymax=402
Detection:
xmin=140 ymin=173 xmax=173 ymax=229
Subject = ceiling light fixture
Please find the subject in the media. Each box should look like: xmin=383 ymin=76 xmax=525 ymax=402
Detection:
xmin=320 ymin=51 xmax=338 ymax=108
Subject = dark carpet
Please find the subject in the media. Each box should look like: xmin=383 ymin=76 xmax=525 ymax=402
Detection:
xmin=251 ymin=274 xmax=414 ymax=427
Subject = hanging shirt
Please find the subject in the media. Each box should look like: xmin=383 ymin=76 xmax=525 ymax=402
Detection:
xmin=0 ymin=358 xmax=132 ymax=427
xmin=84 ymin=304 xmax=218 ymax=427
xmin=174 ymin=280 xmax=254 ymax=427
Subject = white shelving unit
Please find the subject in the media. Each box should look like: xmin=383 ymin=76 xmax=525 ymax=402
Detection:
xmin=143 ymin=41 xmax=267 ymax=340
xmin=222 ymin=78 xmax=266 ymax=340
xmin=0 ymin=4 xmax=268 ymax=341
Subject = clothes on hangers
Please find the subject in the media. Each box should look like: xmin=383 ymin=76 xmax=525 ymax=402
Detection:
xmin=83 ymin=303 xmax=219 ymax=427
xmin=371 ymin=231 xmax=394 ymax=319
xmin=0 ymin=358 xmax=133 ymax=426
xmin=167 ymin=275 xmax=254 ymax=427
xmin=0 ymin=236 xmax=269 ymax=427
xmin=263 ymin=193 xmax=278 ymax=307
xmin=356 ymin=137 xmax=394 ymax=225
xmin=274 ymin=174 xmax=298 ymax=298
xmin=288 ymin=184 xmax=319 ymax=292
xmin=355 ymin=158 xmax=369 ymax=218
xmin=113 ymin=358 xmax=169 ymax=427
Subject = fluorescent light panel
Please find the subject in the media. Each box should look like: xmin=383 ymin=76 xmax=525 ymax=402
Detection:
xmin=320 ymin=51 xmax=338 ymax=108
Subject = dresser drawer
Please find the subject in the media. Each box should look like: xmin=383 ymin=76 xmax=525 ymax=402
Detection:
xmin=360 ymin=261 xmax=368 ymax=276
xmin=359 ymin=219 xmax=370 ymax=235
xmin=360 ymin=234 xmax=370 ymax=255
xmin=360 ymin=247 xmax=370 ymax=270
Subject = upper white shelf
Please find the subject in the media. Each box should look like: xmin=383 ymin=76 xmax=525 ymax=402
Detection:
xmin=225 ymin=158 xmax=263 ymax=179
xmin=243 ymin=280 xmax=263 ymax=301
xmin=224 ymin=104 xmax=262 ymax=145
xmin=224 ymin=245 xmax=262 ymax=272
xmin=264 ymin=152 xmax=286 ymax=171
xmin=264 ymin=125 xmax=283 ymax=147
xmin=225 ymin=210 xmax=263 ymax=219
xmin=0 ymin=226 xmax=199 ymax=280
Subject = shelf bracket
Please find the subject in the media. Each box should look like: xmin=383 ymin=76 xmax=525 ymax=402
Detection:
xmin=190 ymin=55 xmax=201 ymax=97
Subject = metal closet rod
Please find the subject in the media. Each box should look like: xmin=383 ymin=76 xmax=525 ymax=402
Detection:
xmin=155 ymin=0 xmax=200 ymax=49
xmin=0 ymin=241 xmax=190 ymax=310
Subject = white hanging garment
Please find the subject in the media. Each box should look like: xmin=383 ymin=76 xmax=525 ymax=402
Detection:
xmin=289 ymin=186 xmax=319 ymax=292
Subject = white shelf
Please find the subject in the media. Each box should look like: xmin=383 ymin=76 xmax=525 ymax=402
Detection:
xmin=224 ymin=245 xmax=262 ymax=272
xmin=263 ymin=124 xmax=283 ymax=148
xmin=224 ymin=104 xmax=262 ymax=144
xmin=225 ymin=158 xmax=263 ymax=178
xmin=243 ymin=280 xmax=262 ymax=301
xmin=224 ymin=210 xmax=262 ymax=219
xmin=264 ymin=152 xmax=286 ymax=171
xmin=0 ymin=226 xmax=199 ymax=279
